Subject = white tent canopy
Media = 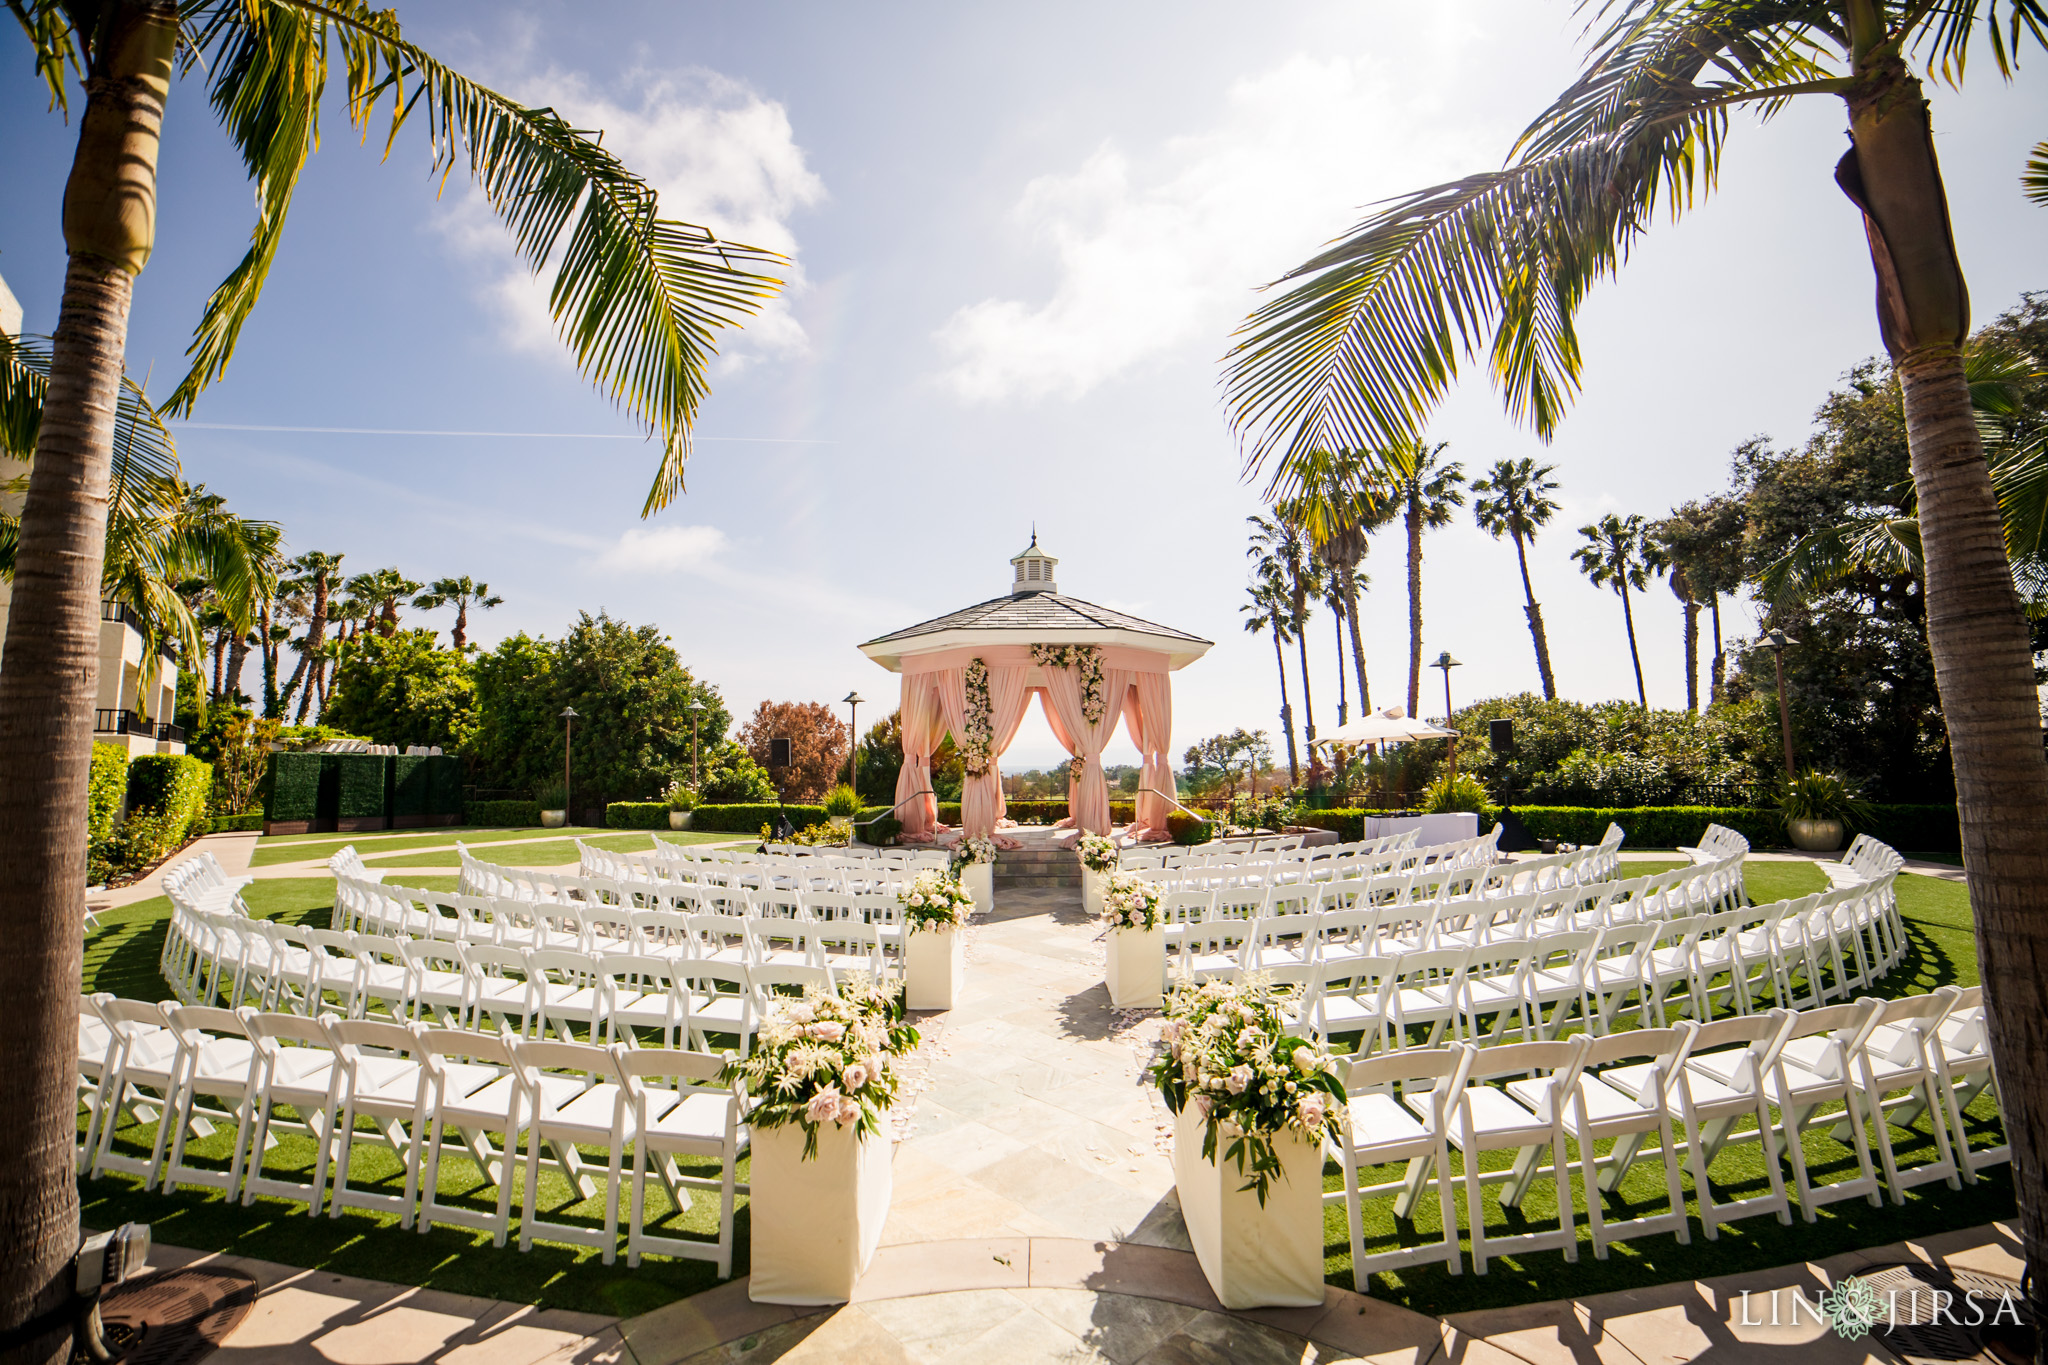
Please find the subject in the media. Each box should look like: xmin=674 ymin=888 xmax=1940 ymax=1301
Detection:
xmin=1316 ymin=708 xmax=1458 ymax=746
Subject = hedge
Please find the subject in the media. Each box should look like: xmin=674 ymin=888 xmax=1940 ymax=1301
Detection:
xmin=862 ymin=817 xmax=903 ymax=847
xmin=335 ymin=754 xmax=390 ymax=820
xmin=266 ymin=751 xmax=323 ymax=824
xmin=607 ymin=801 xmax=672 ymax=829
xmin=425 ymin=756 xmax=461 ymax=818
xmin=88 ymin=743 xmax=127 ymax=883
xmin=1291 ymin=802 xmax=1964 ymax=853
xmin=205 ymin=812 xmax=266 ymax=833
xmin=123 ymin=754 xmax=212 ymax=868
xmin=1291 ymin=809 xmax=1368 ymax=842
xmin=391 ymin=755 xmax=431 ymax=820
xmin=690 ymin=803 xmax=830 ymax=833
xmin=1168 ymin=812 xmax=1213 ymax=845
xmin=468 ymin=799 xmax=541 ymax=827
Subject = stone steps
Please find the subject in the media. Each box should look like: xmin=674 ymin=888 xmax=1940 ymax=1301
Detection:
xmin=995 ymin=846 xmax=1082 ymax=888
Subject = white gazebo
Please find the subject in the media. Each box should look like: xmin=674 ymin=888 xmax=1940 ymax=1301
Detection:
xmin=859 ymin=535 xmax=1211 ymax=839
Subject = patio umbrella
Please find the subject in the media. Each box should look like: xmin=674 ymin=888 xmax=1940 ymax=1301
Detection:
xmin=1315 ymin=708 xmax=1459 ymax=746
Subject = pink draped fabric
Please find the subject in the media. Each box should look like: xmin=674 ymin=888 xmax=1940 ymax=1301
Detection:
xmin=895 ymin=673 xmax=945 ymax=836
xmin=1041 ymin=666 xmax=1134 ymax=836
xmin=1122 ymin=670 xmax=1174 ymax=840
xmin=972 ymin=664 xmax=1033 ymax=836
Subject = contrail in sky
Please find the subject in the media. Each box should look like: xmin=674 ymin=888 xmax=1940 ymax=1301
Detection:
xmin=171 ymin=421 xmax=832 ymax=443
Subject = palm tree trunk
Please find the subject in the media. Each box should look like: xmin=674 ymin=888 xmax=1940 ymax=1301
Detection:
xmin=223 ymin=630 xmax=249 ymax=703
xmin=1709 ymin=596 xmax=1724 ymax=703
xmin=210 ymin=624 xmax=227 ymax=700
xmin=279 ymin=576 xmax=326 ymax=719
xmin=259 ymin=599 xmax=278 ymax=717
xmin=1682 ymin=600 xmax=1700 ymax=713
xmin=1341 ymin=568 xmax=1370 ymax=712
xmin=1331 ymin=609 xmax=1347 ymax=726
xmin=1272 ymin=626 xmax=1298 ymax=785
xmin=1618 ymin=587 xmax=1646 ymax=708
xmin=1295 ymin=627 xmax=1317 ymax=759
xmin=1512 ymin=531 xmax=1558 ymax=700
xmin=452 ymin=600 xmax=468 ymax=651
xmin=0 ymin=9 xmax=177 ymax=1358
xmin=1406 ymin=502 xmax=1423 ymax=717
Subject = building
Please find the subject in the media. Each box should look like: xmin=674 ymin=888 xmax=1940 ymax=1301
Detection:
xmin=0 ymin=269 xmax=183 ymax=755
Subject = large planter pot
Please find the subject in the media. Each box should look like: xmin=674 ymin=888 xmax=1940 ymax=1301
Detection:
xmin=1173 ymin=1106 xmax=1326 ymax=1310
xmin=962 ymin=862 xmax=993 ymax=915
xmin=904 ymin=925 xmax=963 ymax=1011
xmin=1083 ymin=867 xmax=1107 ymax=918
xmin=540 ymin=809 xmax=567 ymax=829
xmin=1788 ymin=817 xmax=1845 ymax=852
xmin=669 ymin=810 xmax=691 ymax=830
xmin=1104 ymin=924 xmax=1165 ymax=1009
xmin=747 ymin=1118 xmax=892 ymax=1305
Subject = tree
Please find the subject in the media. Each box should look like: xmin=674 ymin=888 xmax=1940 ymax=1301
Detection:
xmin=348 ymin=567 xmax=422 ymax=639
xmin=1662 ymin=552 xmax=1703 ymax=713
xmin=1247 ymin=512 xmax=1323 ymax=758
xmin=1220 ymin=6 xmax=2048 ymax=1310
xmin=1470 ymin=457 xmax=1561 ymax=699
xmin=854 ymin=711 xmax=904 ymax=804
xmin=276 ymin=549 xmax=341 ymax=721
xmin=413 ymin=575 xmax=502 ymax=651
xmin=1240 ymin=571 xmax=1299 ymax=784
xmin=321 ymin=629 xmax=477 ymax=751
xmin=1386 ymin=440 xmax=1463 ymax=716
xmin=1654 ymin=498 xmax=1747 ymax=703
xmin=738 ymin=699 xmax=850 ymax=803
xmin=698 ymin=739 xmax=777 ymax=802
xmin=1279 ymin=447 xmax=1397 ymax=718
xmin=1573 ymin=513 xmax=1654 ymax=708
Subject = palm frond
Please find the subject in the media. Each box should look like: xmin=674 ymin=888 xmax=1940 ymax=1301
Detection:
xmin=1908 ymin=0 xmax=2048 ymax=82
xmin=2026 ymin=139 xmax=2048 ymax=206
xmin=1755 ymin=515 xmax=1924 ymax=601
xmin=6 ymin=0 xmax=81 ymax=112
xmin=1992 ymin=428 xmax=2048 ymax=564
xmin=165 ymin=0 xmax=788 ymax=514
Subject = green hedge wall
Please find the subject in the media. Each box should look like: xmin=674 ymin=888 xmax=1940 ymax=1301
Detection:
xmin=1292 ymin=803 xmax=1961 ymax=852
xmin=335 ymin=754 xmax=390 ymax=820
xmin=607 ymin=801 xmax=671 ymax=829
xmin=205 ymin=812 xmax=265 ymax=833
xmin=266 ymin=751 xmax=323 ymax=823
xmin=123 ymin=754 xmax=212 ymax=868
xmin=1291 ymin=809 xmax=1368 ymax=842
xmin=691 ymin=803 xmax=830 ymax=833
xmin=88 ymin=742 xmax=127 ymax=883
xmin=468 ymin=799 xmax=541 ymax=827
xmin=1168 ymin=812 xmax=1213 ymax=845
xmin=426 ymin=754 xmax=465 ymax=817
xmin=391 ymin=755 xmax=431 ymax=818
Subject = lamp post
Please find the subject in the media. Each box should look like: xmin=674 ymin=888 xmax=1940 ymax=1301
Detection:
xmin=687 ymin=699 xmax=705 ymax=793
xmin=843 ymin=690 xmax=864 ymax=795
xmin=560 ymin=706 xmax=578 ymax=824
xmin=1766 ymin=628 xmax=1798 ymax=780
xmin=1431 ymin=651 xmax=1462 ymax=780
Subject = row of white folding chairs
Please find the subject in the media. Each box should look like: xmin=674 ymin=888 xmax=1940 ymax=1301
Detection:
xmin=1821 ymin=835 xmax=1907 ymax=889
xmin=161 ymin=851 xmax=254 ymax=914
xmin=559 ymin=843 xmax=937 ymax=902
xmin=1324 ymin=982 xmax=2001 ymax=1286
xmin=78 ymin=998 xmax=747 ymax=1273
xmin=1130 ymin=827 xmax=1508 ymax=895
xmin=1120 ymin=830 xmax=1414 ymax=874
xmin=1676 ymin=821 xmax=1751 ymax=866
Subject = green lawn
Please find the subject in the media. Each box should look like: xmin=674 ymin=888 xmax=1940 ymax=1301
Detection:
xmin=249 ymin=827 xmax=569 ymax=867
xmin=358 ymin=829 xmax=743 ymax=869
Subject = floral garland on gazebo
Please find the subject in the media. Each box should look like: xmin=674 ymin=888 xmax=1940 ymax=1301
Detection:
xmin=959 ymin=657 xmax=995 ymax=776
xmin=1030 ymin=644 xmax=1106 ymax=725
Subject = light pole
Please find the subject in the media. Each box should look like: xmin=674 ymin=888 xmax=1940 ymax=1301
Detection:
xmin=560 ymin=706 xmax=578 ymax=824
xmin=1431 ymin=651 xmax=1462 ymax=780
xmin=1767 ymin=628 xmax=1798 ymax=780
xmin=687 ymin=699 xmax=705 ymax=793
xmin=843 ymin=690 xmax=864 ymax=795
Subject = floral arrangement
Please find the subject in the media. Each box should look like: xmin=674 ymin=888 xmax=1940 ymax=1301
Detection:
xmin=725 ymin=975 xmax=920 ymax=1159
xmin=1077 ymin=834 xmax=1119 ymax=874
xmin=1031 ymin=644 xmax=1107 ymax=726
xmin=1150 ymin=975 xmax=1347 ymax=1203
xmin=1100 ymin=871 xmax=1161 ymax=930
xmin=959 ymin=657 xmax=995 ymax=777
xmin=899 ymin=868 xmax=974 ymax=932
xmin=760 ymin=820 xmax=845 ymax=846
xmin=948 ymin=835 xmax=1000 ymax=876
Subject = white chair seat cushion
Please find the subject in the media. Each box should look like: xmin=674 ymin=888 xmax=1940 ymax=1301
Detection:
xmin=644 ymin=1092 xmax=739 ymax=1153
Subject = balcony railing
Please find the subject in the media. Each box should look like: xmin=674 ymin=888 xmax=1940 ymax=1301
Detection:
xmin=156 ymin=721 xmax=185 ymax=744
xmin=99 ymin=600 xmax=145 ymax=631
xmin=93 ymin=709 xmax=145 ymax=736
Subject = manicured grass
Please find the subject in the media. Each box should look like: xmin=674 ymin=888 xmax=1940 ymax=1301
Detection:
xmin=250 ymin=827 xmax=558 ymax=867
xmin=359 ymin=830 xmax=743 ymax=869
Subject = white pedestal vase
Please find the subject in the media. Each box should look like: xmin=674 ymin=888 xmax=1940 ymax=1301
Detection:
xmin=904 ymin=925 xmax=963 ymax=1011
xmin=1173 ymin=1106 xmax=1326 ymax=1310
xmin=747 ymin=1119 xmax=893 ymax=1305
xmin=1083 ymin=867 xmax=1106 ymax=918
xmin=962 ymin=862 xmax=994 ymax=914
xmin=1104 ymin=925 xmax=1165 ymax=1009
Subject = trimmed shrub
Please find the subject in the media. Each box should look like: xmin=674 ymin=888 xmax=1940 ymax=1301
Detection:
xmin=1512 ymin=806 xmax=1778 ymax=849
xmin=1168 ymin=812 xmax=1213 ymax=845
xmin=426 ymin=754 xmax=465 ymax=819
xmin=607 ymin=801 xmax=671 ymax=829
xmin=937 ymin=802 xmax=963 ymax=825
xmin=690 ymin=803 xmax=830 ymax=833
xmin=335 ymin=754 xmax=391 ymax=821
xmin=391 ymin=755 xmax=431 ymax=820
xmin=1002 ymin=799 xmax=1067 ymax=823
xmin=1291 ymin=809 xmax=1367 ymax=843
xmin=205 ymin=812 xmax=266 ymax=833
xmin=467 ymin=799 xmax=541 ymax=827
xmin=88 ymin=743 xmax=127 ymax=884
xmin=122 ymin=754 xmax=212 ymax=869
xmin=266 ymin=751 xmax=323 ymax=824
xmin=860 ymin=816 xmax=903 ymax=847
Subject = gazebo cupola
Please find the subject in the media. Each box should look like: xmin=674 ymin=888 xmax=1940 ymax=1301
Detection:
xmin=1010 ymin=531 xmax=1057 ymax=595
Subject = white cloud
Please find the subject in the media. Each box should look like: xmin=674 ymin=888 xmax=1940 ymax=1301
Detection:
xmin=595 ymin=524 xmax=729 ymax=573
xmin=935 ymin=40 xmax=1500 ymax=403
xmin=439 ymin=66 xmax=825 ymax=369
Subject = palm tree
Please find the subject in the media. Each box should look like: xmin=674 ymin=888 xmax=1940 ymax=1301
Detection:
xmin=1218 ymin=6 xmax=2048 ymax=1288
xmin=276 ymin=550 xmax=342 ymax=721
xmin=1279 ymin=447 xmax=1400 ymax=719
xmin=1240 ymin=571 xmax=1300 ymax=784
xmin=413 ymin=575 xmax=503 ymax=650
xmin=1470 ymin=457 xmax=1562 ymax=699
xmin=1319 ymin=564 xmax=1370 ymax=724
xmin=1247 ymin=513 xmax=1324 ymax=759
xmin=1384 ymin=440 xmax=1463 ymax=717
xmin=1663 ymin=553 xmax=1702 ymax=713
xmin=0 ymin=8 xmax=786 ymax=1348
xmin=1656 ymin=498 xmax=1748 ymax=703
xmin=1573 ymin=513 xmax=1654 ymax=709
xmin=347 ymin=567 xmax=422 ymax=639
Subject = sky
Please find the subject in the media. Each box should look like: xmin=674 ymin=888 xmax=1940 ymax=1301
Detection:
xmin=3 ymin=2 xmax=2044 ymax=772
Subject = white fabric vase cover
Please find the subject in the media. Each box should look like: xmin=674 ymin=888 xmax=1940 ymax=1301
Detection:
xmin=1083 ymin=867 xmax=1105 ymax=918
xmin=747 ymin=1118 xmax=893 ymax=1305
xmin=1173 ymin=1106 xmax=1326 ymax=1309
xmin=1104 ymin=924 xmax=1164 ymax=1009
xmin=963 ymin=862 xmax=994 ymax=914
xmin=904 ymin=925 xmax=963 ymax=1010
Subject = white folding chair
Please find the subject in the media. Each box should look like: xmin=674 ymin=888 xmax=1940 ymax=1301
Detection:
xmin=416 ymin=1028 xmax=526 ymax=1247
xmin=242 ymin=1012 xmax=345 ymax=1213
xmin=619 ymin=1048 xmax=750 ymax=1276
xmin=76 ymin=993 xmax=118 ymax=1173
xmin=1328 ymin=1046 xmax=1472 ymax=1285
xmin=1431 ymin=1036 xmax=1590 ymax=1275
xmin=1920 ymin=985 xmax=2010 ymax=1181
xmin=1768 ymin=998 xmax=1884 ymax=1220
xmin=513 ymin=1039 xmax=632 ymax=1261
xmin=1841 ymin=991 xmax=1962 ymax=1202
xmin=89 ymin=999 xmax=181 ymax=1186
xmin=327 ymin=1018 xmax=430 ymax=1226
xmin=159 ymin=1004 xmax=262 ymax=1198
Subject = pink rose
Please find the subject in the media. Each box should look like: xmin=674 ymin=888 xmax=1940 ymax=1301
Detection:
xmin=843 ymin=1063 xmax=870 ymax=1091
xmin=1193 ymin=1093 xmax=1212 ymax=1120
xmin=806 ymin=1087 xmax=842 ymax=1123
xmin=806 ymin=1021 xmax=846 ymax=1042
xmin=1297 ymin=1092 xmax=1328 ymax=1128
xmin=1226 ymin=1065 xmax=1252 ymax=1095
xmin=836 ymin=1098 xmax=860 ymax=1125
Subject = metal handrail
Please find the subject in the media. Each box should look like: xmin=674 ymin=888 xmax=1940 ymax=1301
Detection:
xmin=1140 ymin=787 xmax=1209 ymax=823
xmin=853 ymin=790 xmax=936 ymax=832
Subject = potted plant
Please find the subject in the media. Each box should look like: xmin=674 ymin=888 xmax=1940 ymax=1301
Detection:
xmin=900 ymin=869 xmax=973 ymax=1010
xmin=727 ymin=976 xmax=920 ymax=1304
xmin=1779 ymin=769 xmax=1871 ymax=852
xmin=1153 ymin=976 xmax=1347 ymax=1309
xmin=1078 ymin=834 xmax=1118 ymax=917
xmin=1101 ymin=870 xmax=1165 ymax=1008
xmin=823 ymin=783 xmax=862 ymax=836
xmin=948 ymin=835 xmax=999 ymax=914
xmin=664 ymin=778 xmax=695 ymax=830
xmin=536 ymin=781 xmax=568 ymax=829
